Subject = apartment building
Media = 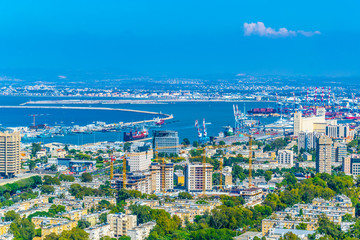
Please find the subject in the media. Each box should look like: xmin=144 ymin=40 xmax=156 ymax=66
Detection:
xmin=58 ymin=208 xmax=88 ymax=221
xmin=0 ymin=131 xmax=21 ymax=178
xmin=107 ymin=213 xmax=137 ymax=238
xmin=276 ymin=150 xmax=294 ymax=166
xmin=0 ymin=222 xmax=11 ymax=236
xmin=316 ymin=135 xmax=332 ymax=174
xmin=111 ymin=171 xmax=153 ymax=194
xmin=262 ymin=195 xmax=355 ymax=236
xmin=85 ymin=224 xmax=111 ymax=240
xmin=128 ymin=221 xmax=156 ymax=240
xmin=150 ymin=162 xmax=174 ymax=192
xmin=127 ymin=143 xmax=153 ymax=172
xmin=185 ymin=162 xmax=213 ymax=192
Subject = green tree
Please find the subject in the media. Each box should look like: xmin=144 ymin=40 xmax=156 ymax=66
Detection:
xmin=56 ymin=227 xmax=89 ymax=240
xmin=182 ymin=138 xmax=190 ymax=145
xmin=80 ymin=173 xmax=93 ymax=182
xmin=193 ymin=141 xmax=199 ymax=148
xmin=29 ymin=160 xmax=36 ymax=171
xmin=44 ymin=233 xmax=59 ymax=240
xmin=50 ymin=164 xmax=57 ymax=171
xmin=77 ymin=220 xmax=91 ymax=229
xmin=10 ymin=217 xmax=36 ymax=240
xmin=265 ymin=170 xmax=272 ymax=182
xmin=129 ymin=205 xmax=153 ymax=225
xmin=99 ymin=213 xmax=108 ymax=224
xmin=280 ymin=232 xmax=301 ymax=240
xmin=31 ymin=143 xmax=42 ymax=157
xmin=4 ymin=210 xmax=20 ymax=221
xmin=40 ymin=185 xmax=55 ymax=194
xmin=178 ymin=192 xmax=193 ymax=200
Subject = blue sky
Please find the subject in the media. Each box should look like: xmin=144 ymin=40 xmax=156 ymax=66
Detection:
xmin=0 ymin=0 xmax=359 ymax=78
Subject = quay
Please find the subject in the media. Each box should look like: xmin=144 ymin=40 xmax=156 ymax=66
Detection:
xmin=0 ymin=105 xmax=173 ymax=125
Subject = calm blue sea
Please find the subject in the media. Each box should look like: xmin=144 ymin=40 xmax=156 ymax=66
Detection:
xmin=0 ymin=96 xmax=277 ymax=144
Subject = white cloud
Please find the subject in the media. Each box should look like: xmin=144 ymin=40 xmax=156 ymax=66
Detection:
xmin=244 ymin=22 xmax=320 ymax=38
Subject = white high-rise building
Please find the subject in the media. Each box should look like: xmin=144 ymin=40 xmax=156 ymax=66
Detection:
xmin=107 ymin=213 xmax=137 ymax=238
xmin=326 ymin=124 xmax=350 ymax=139
xmin=277 ymin=150 xmax=294 ymax=167
xmin=127 ymin=150 xmax=153 ymax=172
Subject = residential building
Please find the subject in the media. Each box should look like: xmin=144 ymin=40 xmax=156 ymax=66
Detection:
xmin=128 ymin=221 xmax=156 ymax=240
xmin=111 ymin=171 xmax=152 ymax=194
xmin=316 ymin=135 xmax=332 ymax=174
xmin=326 ymin=124 xmax=350 ymax=139
xmin=302 ymin=152 xmax=312 ymax=161
xmin=277 ymin=150 xmax=294 ymax=166
xmin=0 ymin=131 xmax=21 ymax=178
xmin=58 ymin=208 xmax=88 ymax=221
xmin=85 ymin=224 xmax=111 ymax=240
xmin=262 ymin=195 xmax=354 ymax=236
xmin=0 ymin=222 xmax=11 ymax=236
xmin=335 ymin=143 xmax=347 ymax=163
xmin=107 ymin=213 xmax=137 ymax=238
xmin=150 ymin=162 xmax=174 ymax=192
xmin=127 ymin=143 xmax=153 ymax=172
xmin=126 ymin=199 xmax=221 ymax=225
xmin=185 ymin=162 xmax=213 ymax=192
xmin=33 ymin=218 xmax=77 ymax=239
xmin=350 ymin=155 xmax=360 ymax=176
xmin=343 ymin=156 xmax=351 ymax=175
xmin=298 ymin=131 xmax=321 ymax=151
xmin=153 ymin=130 xmax=179 ymax=155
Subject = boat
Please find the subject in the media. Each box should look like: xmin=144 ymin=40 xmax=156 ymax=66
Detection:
xmin=153 ymin=117 xmax=165 ymax=125
xmin=123 ymin=127 xmax=149 ymax=142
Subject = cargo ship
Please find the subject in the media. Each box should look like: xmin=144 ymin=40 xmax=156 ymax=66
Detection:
xmin=247 ymin=108 xmax=276 ymax=114
xmin=123 ymin=127 xmax=149 ymax=142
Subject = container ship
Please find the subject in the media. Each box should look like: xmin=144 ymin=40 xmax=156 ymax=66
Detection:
xmin=247 ymin=108 xmax=276 ymax=114
xmin=123 ymin=128 xmax=149 ymax=142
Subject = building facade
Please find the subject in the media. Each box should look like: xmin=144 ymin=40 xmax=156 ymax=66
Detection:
xmin=185 ymin=162 xmax=213 ymax=192
xmin=107 ymin=213 xmax=137 ymax=238
xmin=153 ymin=130 xmax=179 ymax=155
xmin=150 ymin=162 xmax=174 ymax=192
xmin=84 ymin=224 xmax=111 ymax=240
xmin=277 ymin=150 xmax=294 ymax=166
xmin=0 ymin=131 xmax=20 ymax=178
xmin=127 ymin=149 xmax=153 ymax=172
xmin=316 ymin=135 xmax=332 ymax=174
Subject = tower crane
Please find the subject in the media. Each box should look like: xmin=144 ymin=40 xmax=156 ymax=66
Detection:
xmin=242 ymin=133 xmax=254 ymax=187
xmin=154 ymin=144 xmax=183 ymax=192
